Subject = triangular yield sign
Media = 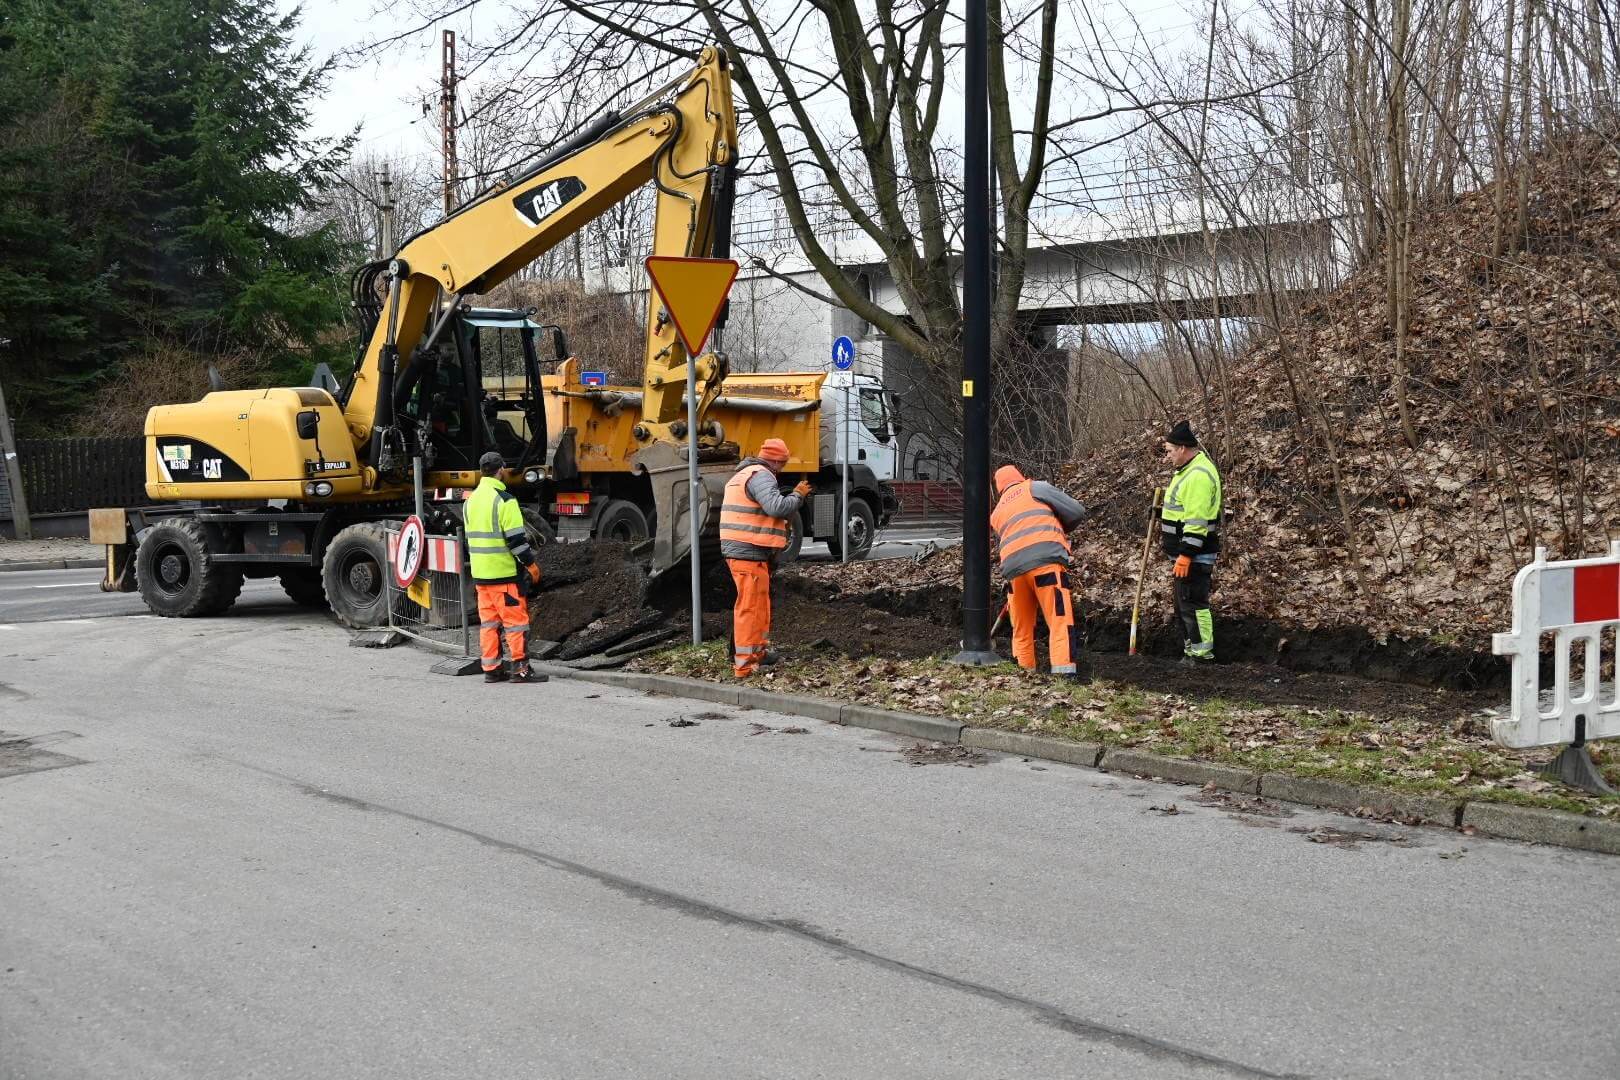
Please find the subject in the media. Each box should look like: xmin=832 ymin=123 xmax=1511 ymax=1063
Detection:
xmin=644 ymin=255 xmax=740 ymax=356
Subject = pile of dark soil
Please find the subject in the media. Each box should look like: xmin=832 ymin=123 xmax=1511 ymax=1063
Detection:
xmin=524 ymin=541 xmax=961 ymax=664
xmin=769 ymin=573 xmax=957 ymax=659
xmin=529 ymin=541 xmax=657 ymax=652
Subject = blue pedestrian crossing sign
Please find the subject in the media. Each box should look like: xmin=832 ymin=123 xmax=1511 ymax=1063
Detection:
xmin=832 ymin=336 xmax=856 ymax=370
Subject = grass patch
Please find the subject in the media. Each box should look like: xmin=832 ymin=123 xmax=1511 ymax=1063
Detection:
xmin=628 ymin=646 xmax=1620 ymax=818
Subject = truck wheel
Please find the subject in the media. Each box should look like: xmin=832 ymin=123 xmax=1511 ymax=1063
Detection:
xmin=322 ymin=522 xmax=390 ymax=629
xmin=776 ymin=510 xmax=805 ymax=565
xmin=279 ymin=569 xmax=329 ymax=609
xmin=136 ymin=518 xmax=244 ymax=617
xmin=594 ymin=499 xmax=649 ymax=543
xmin=826 ymin=498 xmax=876 ymax=561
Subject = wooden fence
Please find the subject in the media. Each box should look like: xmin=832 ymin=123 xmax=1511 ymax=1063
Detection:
xmin=9 ymin=437 xmax=151 ymax=516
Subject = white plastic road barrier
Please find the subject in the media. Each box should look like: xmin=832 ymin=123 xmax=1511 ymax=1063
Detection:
xmin=1491 ymin=542 xmax=1620 ymax=749
xmin=386 ymin=532 xmax=460 ymax=574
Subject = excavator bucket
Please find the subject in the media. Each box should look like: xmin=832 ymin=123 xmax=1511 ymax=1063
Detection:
xmin=635 ymin=442 xmax=734 ymax=578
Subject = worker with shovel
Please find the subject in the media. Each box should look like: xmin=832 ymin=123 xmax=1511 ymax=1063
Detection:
xmin=465 ymin=451 xmax=547 ymax=684
xmin=1160 ymin=421 xmax=1223 ymax=663
xmin=720 ymin=438 xmax=812 ymax=678
xmin=991 ymin=465 xmax=1089 ymax=681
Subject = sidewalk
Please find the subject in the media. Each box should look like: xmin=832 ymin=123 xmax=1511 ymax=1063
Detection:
xmin=0 ymin=536 xmax=102 ymax=571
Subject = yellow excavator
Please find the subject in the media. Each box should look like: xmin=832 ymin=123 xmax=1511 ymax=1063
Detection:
xmin=97 ymin=46 xmax=898 ymax=626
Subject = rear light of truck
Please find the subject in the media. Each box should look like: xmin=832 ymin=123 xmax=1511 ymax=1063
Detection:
xmin=553 ymin=492 xmax=591 ymax=516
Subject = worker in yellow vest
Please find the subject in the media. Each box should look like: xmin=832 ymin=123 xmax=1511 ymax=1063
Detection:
xmin=719 ymin=438 xmax=811 ymax=677
xmin=464 ymin=452 xmax=546 ymax=684
xmin=990 ymin=465 xmax=1088 ymax=680
xmin=1160 ymin=421 xmax=1223 ymax=663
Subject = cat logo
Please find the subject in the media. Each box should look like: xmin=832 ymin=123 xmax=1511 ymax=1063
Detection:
xmin=514 ymin=177 xmax=586 ymax=227
xmin=202 ymin=458 xmax=223 ymax=480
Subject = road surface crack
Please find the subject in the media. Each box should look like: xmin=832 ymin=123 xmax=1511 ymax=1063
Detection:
xmin=229 ymin=758 xmax=1301 ymax=1079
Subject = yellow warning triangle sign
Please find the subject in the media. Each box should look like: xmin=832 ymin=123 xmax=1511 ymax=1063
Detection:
xmin=644 ymin=255 xmax=740 ymax=356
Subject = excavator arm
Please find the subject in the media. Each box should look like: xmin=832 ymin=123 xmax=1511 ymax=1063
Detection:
xmin=342 ymin=46 xmax=739 ymax=486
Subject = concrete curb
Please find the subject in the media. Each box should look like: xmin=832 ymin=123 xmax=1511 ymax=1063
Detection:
xmin=962 ymin=727 xmax=1103 ymax=767
xmin=1460 ymin=801 xmax=1620 ymax=855
xmin=534 ymin=666 xmax=963 ymax=744
xmin=0 ymin=558 xmax=102 ymax=573
xmin=1101 ymin=748 xmax=1260 ymax=794
xmin=533 ymin=664 xmax=1618 ymax=857
xmin=1260 ymin=774 xmax=1462 ymax=827
xmin=840 ymin=705 xmax=963 ymax=743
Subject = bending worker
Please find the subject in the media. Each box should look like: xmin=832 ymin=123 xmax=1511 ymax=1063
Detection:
xmin=991 ymin=465 xmax=1088 ymax=679
xmin=465 ymin=451 xmax=546 ymax=684
xmin=1161 ymin=420 xmax=1223 ymax=663
xmin=720 ymin=437 xmax=811 ymax=678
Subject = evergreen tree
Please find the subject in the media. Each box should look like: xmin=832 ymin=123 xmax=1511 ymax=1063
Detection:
xmin=0 ymin=0 xmax=351 ymax=431
xmin=0 ymin=0 xmax=114 ymax=426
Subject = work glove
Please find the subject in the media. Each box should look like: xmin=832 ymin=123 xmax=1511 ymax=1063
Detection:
xmin=526 ymin=562 xmax=542 ymax=588
xmin=793 ymin=480 xmax=813 ymax=498
xmin=1173 ymin=555 xmax=1192 ymax=579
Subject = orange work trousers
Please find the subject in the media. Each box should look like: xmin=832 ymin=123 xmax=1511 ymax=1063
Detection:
xmin=476 ymin=582 xmax=529 ymax=672
xmin=728 ymin=558 xmax=772 ymax=677
xmin=1008 ymin=563 xmax=1076 ymax=674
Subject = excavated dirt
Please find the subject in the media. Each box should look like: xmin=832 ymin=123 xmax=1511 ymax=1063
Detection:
xmin=520 ymin=539 xmax=1488 ymax=721
xmin=529 ymin=541 xmax=656 ymax=646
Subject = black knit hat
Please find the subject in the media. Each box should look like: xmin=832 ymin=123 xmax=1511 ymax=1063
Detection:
xmin=1166 ymin=420 xmax=1197 ymax=447
xmin=479 ymin=451 xmax=505 ymax=475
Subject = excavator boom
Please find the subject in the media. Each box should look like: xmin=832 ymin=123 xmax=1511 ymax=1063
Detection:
xmin=344 ymin=47 xmax=739 ymax=509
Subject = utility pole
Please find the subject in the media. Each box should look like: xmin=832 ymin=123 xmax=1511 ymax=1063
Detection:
xmin=378 ymin=163 xmax=396 ymax=258
xmin=0 ymin=344 xmax=34 ymax=542
xmin=953 ymin=0 xmax=997 ymax=664
xmin=441 ymin=29 xmax=458 ymax=217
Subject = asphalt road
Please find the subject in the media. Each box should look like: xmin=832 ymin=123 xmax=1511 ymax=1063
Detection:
xmin=2 ymin=577 xmax=1617 ymax=1079
xmin=0 ymin=524 xmax=958 ymax=625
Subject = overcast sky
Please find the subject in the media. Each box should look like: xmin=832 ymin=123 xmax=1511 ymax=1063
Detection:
xmin=285 ymin=0 xmax=1217 ymax=166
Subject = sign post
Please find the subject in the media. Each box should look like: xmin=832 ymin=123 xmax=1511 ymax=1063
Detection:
xmin=832 ymin=336 xmax=855 ymax=564
xmin=644 ymin=256 xmax=741 ymax=647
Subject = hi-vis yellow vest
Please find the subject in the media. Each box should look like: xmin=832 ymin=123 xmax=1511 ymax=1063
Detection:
xmin=464 ymin=476 xmax=525 ymax=582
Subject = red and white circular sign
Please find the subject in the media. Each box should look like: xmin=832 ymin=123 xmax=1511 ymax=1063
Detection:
xmin=394 ymin=515 xmax=426 ymax=588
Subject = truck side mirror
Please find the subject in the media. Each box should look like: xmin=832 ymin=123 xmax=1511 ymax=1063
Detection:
xmin=296 ymin=410 xmax=320 ymax=441
xmin=551 ymin=328 xmax=568 ymax=363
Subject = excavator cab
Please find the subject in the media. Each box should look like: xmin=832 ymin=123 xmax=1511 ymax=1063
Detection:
xmin=390 ymin=306 xmax=556 ymax=482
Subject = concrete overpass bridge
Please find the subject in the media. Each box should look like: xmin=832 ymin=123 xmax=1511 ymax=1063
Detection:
xmin=585 ymin=139 xmax=1347 ymax=479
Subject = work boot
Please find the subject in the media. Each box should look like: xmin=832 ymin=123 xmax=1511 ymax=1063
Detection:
xmin=484 ymin=668 xmax=509 ymax=683
xmin=760 ymin=649 xmax=781 ymax=667
xmin=508 ymin=663 xmax=548 ymax=684
xmin=1180 ymin=653 xmax=1215 ymax=666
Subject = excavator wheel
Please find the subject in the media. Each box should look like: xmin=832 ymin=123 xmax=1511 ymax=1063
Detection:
xmin=278 ymin=569 xmax=329 ymax=609
xmin=322 ymin=522 xmax=391 ymax=629
xmin=135 ymin=517 xmax=244 ymax=617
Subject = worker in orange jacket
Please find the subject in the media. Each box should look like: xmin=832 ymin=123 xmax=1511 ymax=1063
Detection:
xmin=720 ymin=438 xmax=812 ymax=677
xmin=991 ymin=465 xmax=1088 ymax=680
